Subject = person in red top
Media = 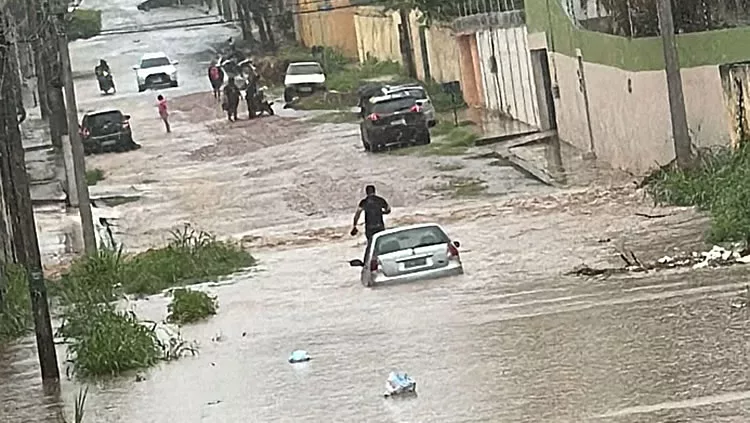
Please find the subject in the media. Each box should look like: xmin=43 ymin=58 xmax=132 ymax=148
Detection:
xmin=157 ymin=94 xmax=170 ymax=133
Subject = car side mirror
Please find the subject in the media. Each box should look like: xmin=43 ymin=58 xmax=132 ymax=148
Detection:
xmin=172 ymin=60 xmax=179 ymax=65
xmin=123 ymin=114 xmax=131 ymax=120
xmin=132 ymin=65 xmax=139 ymax=70
xmin=349 ymin=259 xmax=364 ymax=267
xmin=452 ymin=240 xmax=460 ymax=248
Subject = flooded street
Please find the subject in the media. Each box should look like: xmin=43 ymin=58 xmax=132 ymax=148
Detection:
xmin=4 ymin=0 xmax=750 ymax=422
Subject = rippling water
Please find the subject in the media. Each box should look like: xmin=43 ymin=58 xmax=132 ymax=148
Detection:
xmin=4 ymin=212 xmax=750 ymax=422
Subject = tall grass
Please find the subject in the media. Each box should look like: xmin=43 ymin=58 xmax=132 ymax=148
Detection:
xmin=645 ymin=143 xmax=750 ymax=243
xmin=167 ymin=288 xmax=218 ymax=325
xmin=0 ymin=265 xmax=31 ymax=342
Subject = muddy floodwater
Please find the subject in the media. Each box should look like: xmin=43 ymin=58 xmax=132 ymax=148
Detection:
xmin=5 ymin=201 xmax=750 ymax=422
xmin=5 ymin=0 xmax=750 ymax=421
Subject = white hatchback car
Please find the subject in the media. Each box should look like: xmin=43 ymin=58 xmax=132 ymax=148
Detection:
xmin=133 ymin=52 xmax=179 ymax=92
xmin=349 ymin=223 xmax=464 ymax=287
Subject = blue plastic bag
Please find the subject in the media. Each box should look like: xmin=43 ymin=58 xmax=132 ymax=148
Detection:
xmin=384 ymin=371 xmax=416 ymax=397
xmin=288 ymin=350 xmax=311 ymax=363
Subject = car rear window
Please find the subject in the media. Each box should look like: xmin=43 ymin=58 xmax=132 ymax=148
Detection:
xmin=374 ymin=226 xmax=450 ymax=255
xmin=391 ymin=88 xmax=427 ymax=99
xmin=141 ymin=57 xmax=170 ymax=68
xmin=86 ymin=112 xmax=123 ymax=128
xmin=371 ymin=97 xmax=417 ymax=114
xmin=287 ymin=64 xmax=323 ymax=75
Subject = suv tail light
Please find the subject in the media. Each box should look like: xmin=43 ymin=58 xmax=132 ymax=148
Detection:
xmin=448 ymin=243 xmax=459 ymax=259
xmin=410 ymin=105 xmax=422 ymax=113
xmin=122 ymin=119 xmax=130 ymax=128
xmin=81 ymin=128 xmax=90 ymax=138
xmin=366 ymin=113 xmax=379 ymax=121
xmin=370 ymin=256 xmax=379 ymax=271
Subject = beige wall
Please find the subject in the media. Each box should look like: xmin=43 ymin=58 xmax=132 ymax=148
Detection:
xmin=549 ymin=51 xmax=730 ymax=173
xmin=353 ymin=8 xmax=462 ymax=84
xmin=298 ymin=0 xmax=359 ymax=58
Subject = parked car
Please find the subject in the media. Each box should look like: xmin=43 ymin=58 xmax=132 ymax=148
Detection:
xmin=359 ymin=92 xmax=430 ymax=152
xmin=136 ymin=0 xmax=173 ymax=11
xmin=133 ymin=52 xmax=179 ymax=92
xmin=79 ymin=109 xmax=140 ymax=155
xmin=349 ymin=223 xmax=464 ymax=287
xmin=381 ymin=84 xmax=436 ymax=127
xmin=283 ymin=61 xmax=326 ymax=102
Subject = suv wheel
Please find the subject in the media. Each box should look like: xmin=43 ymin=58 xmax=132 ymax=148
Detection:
xmin=361 ymin=132 xmax=371 ymax=151
xmin=417 ymin=130 xmax=431 ymax=145
xmin=284 ymin=87 xmax=295 ymax=103
xmin=138 ymin=85 xmax=146 ymax=92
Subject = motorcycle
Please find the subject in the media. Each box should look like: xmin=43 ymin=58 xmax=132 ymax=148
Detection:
xmin=247 ymin=86 xmax=274 ymax=118
xmin=96 ymin=69 xmax=116 ymax=94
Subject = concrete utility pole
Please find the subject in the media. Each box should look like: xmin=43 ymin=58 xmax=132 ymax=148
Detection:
xmin=398 ymin=8 xmax=417 ymax=79
xmin=656 ymin=0 xmax=692 ymax=168
xmin=55 ymin=18 xmax=97 ymax=255
xmin=0 ymin=12 xmax=60 ymax=383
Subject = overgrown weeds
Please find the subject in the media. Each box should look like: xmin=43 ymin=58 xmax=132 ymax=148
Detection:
xmin=644 ymin=144 xmax=750 ymax=243
xmin=59 ymin=224 xmax=256 ymax=300
xmin=58 ymin=387 xmax=88 ymax=423
xmin=167 ymin=288 xmax=218 ymax=325
xmin=0 ymin=265 xmax=31 ymax=342
xmin=392 ymin=121 xmax=479 ymax=156
xmin=85 ymin=168 xmax=105 ymax=185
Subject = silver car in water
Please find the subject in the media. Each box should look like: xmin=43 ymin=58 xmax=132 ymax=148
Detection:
xmin=349 ymin=223 xmax=464 ymax=287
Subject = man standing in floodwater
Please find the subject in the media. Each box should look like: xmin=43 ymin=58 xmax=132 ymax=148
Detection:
xmin=157 ymin=94 xmax=170 ymax=133
xmin=351 ymin=185 xmax=391 ymax=250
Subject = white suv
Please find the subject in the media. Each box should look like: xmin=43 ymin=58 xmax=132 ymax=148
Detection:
xmin=133 ymin=52 xmax=179 ymax=92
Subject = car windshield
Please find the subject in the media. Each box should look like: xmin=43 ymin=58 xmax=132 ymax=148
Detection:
xmin=390 ymin=87 xmax=427 ymax=99
xmin=287 ymin=64 xmax=323 ymax=75
xmin=371 ymin=97 xmax=417 ymax=114
xmin=140 ymin=57 xmax=171 ymax=68
xmin=374 ymin=226 xmax=450 ymax=255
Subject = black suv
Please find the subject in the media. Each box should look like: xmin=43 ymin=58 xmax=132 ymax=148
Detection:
xmin=359 ymin=93 xmax=431 ymax=152
xmin=79 ymin=109 xmax=140 ymax=155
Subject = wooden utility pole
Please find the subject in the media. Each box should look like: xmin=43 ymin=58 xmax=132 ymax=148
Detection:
xmin=55 ymin=17 xmax=97 ymax=255
xmin=0 ymin=11 xmax=60 ymax=382
xmin=398 ymin=8 xmax=417 ymax=79
xmin=656 ymin=0 xmax=692 ymax=168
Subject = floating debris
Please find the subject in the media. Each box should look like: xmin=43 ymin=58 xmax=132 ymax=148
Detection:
xmin=384 ymin=371 xmax=417 ymax=397
xmin=288 ymin=350 xmax=311 ymax=363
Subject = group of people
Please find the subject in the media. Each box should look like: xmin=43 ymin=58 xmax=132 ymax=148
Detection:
xmin=207 ymin=57 xmax=260 ymax=122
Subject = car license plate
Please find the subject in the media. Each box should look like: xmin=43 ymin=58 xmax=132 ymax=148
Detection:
xmin=404 ymin=258 xmax=426 ymax=268
xmin=391 ymin=119 xmax=406 ymax=126
xmin=102 ymin=140 xmax=116 ymax=147
xmin=299 ymin=86 xmax=312 ymax=92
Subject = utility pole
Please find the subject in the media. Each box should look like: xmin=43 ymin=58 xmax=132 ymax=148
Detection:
xmin=55 ymin=16 xmax=97 ymax=255
xmin=0 ymin=11 xmax=60 ymax=382
xmin=656 ymin=0 xmax=692 ymax=168
xmin=398 ymin=8 xmax=417 ymax=79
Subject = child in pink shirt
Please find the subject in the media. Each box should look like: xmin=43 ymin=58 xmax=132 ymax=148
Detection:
xmin=157 ymin=95 xmax=170 ymax=133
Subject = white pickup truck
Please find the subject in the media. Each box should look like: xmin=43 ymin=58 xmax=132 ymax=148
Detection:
xmin=283 ymin=61 xmax=326 ymax=102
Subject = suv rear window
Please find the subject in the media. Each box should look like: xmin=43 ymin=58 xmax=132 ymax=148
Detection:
xmin=370 ymin=97 xmax=417 ymax=114
xmin=390 ymin=88 xmax=427 ymax=99
xmin=287 ymin=63 xmax=323 ymax=75
xmin=84 ymin=111 xmax=123 ymax=129
xmin=141 ymin=57 xmax=170 ymax=68
xmin=374 ymin=226 xmax=450 ymax=255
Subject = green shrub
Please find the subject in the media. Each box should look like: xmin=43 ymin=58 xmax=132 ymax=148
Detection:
xmin=66 ymin=306 xmax=161 ymax=378
xmin=645 ymin=143 xmax=750 ymax=243
xmin=67 ymin=9 xmax=102 ymax=41
xmin=85 ymin=168 xmax=105 ymax=186
xmin=60 ymin=224 xmax=256 ymax=299
xmin=0 ymin=265 xmax=31 ymax=342
xmin=167 ymin=289 xmax=218 ymax=325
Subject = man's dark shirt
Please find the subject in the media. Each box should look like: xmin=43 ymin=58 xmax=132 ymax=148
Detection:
xmin=359 ymin=195 xmax=389 ymax=229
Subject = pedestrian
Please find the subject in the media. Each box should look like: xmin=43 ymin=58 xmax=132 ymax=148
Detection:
xmin=222 ymin=78 xmax=240 ymax=121
xmin=157 ymin=94 xmax=170 ymax=133
xmin=351 ymin=184 xmax=391 ymax=255
xmin=208 ymin=61 xmax=224 ymax=101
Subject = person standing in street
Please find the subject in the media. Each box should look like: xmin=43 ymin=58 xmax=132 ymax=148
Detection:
xmin=157 ymin=94 xmax=170 ymax=133
xmin=351 ymin=185 xmax=391 ymax=252
xmin=208 ymin=61 xmax=224 ymax=101
xmin=222 ymin=78 xmax=240 ymax=121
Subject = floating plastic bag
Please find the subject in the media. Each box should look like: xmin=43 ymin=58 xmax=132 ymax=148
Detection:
xmin=384 ymin=371 xmax=416 ymax=397
xmin=288 ymin=350 xmax=311 ymax=363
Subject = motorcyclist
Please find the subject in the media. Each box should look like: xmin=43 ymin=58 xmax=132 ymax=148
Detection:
xmin=94 ymin=59 xmax=114 ymax=92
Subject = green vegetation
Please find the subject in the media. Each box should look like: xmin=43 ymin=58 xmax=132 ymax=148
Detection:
xmin=66 ymin=9 xmax=102 ymax=41
xmin=0 ymin=265 xmax=31 ymax=342
xmin=64 ymin=305 xmax=162 ymax=377
xmin=59 ymin=224 xmax=256 ymax=300
xmin=391 ymin=121 xmax=479 ymax=156
xmin=52 ymin=225 xmax=252 ymax=377
xmin=59 ymin=387 xmax=88 ymax=423
xmin=167 ymin=289 xmax=218 ymax=325
xmin=645 ymin=144 xmax=750 ymax=243
xmin=430 ymin=176 xmax=488 ymax=197
xmin=85 ymin=168 xmax=105 ymax=186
